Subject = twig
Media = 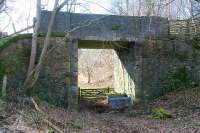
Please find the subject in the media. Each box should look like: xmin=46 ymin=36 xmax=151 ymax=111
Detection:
xmin=31 ymin=97 xmax=42 ymax=113
xmin=5 ymin=25 xmax=34 ymax=37
xmin=30 ymin=97 xmax=64 ymax=133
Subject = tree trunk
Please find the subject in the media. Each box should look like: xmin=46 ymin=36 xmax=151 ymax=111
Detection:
xmin=87 ymin=68 xmax=91 ymax=84
xmin=126 ymin=0 xmax=129 ymax=14
xmin=24 ymin=0 xmax=68 ymax=89
xmin=138 ymin=0 xmax=141 ymax=16
xmin=33 ymin=0 xmax=59 ymax=81
xmin=2 ymin=75 xmax=7 ymax=99
xmin=27 ymin=0 xmax=41 ymax=78
xmin=24 ymin=0 xmax=62 ymax=88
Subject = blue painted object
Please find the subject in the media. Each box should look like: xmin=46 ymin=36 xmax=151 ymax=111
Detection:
xmin=107 ymin=96 xmax=132 ymax=110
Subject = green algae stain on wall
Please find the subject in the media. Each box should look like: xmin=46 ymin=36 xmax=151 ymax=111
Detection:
xmin=114 ymin=43 xmax=143 ymax=104
xmin=114 ymin=38 xmax=200 ymax=104
xmin=0 ymin=37 xmax=71 ymax=106
xmin=0 ymin=41 xmax=31 ymax=97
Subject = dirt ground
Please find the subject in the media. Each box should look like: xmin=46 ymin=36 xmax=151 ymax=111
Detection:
xmin=1 ymin=88 xmax=200 ymax=133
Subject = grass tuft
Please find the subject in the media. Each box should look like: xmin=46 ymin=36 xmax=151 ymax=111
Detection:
xmin=148 ymin=107 xmax=172 ymax=120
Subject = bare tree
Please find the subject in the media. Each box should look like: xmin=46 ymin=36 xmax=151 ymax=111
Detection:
xmin=79 ymin=50 xmax=96 ymax=84
xmin=79 ymin=49 xmax=114 ymax=85
xmin=111 ymin=0 xmax=199 ymax=19
xmin=0 ymin=0 xmax=6 ymax=13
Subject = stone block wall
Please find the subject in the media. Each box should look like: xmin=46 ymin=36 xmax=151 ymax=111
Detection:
xmin=0 ymin=37 xmax=75 ymax=107
xmin=114 ymin=42 xmax=143 ymax=103
xmin=114 ymin=39 xmax=200 ymax=104
xmin=1 ymin=35 xmax=200 ymax=107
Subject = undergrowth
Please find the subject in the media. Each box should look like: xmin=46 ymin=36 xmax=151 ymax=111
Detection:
xmin=162 ymin=66 xmax=199 ymax=93
xmin=148 ymin=107 xmax=172 ymax=120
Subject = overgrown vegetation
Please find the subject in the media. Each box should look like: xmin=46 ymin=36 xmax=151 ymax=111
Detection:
xmin=0 ymin=33 xmax=66 ymax=51
xmin=162 ymin=66 xmax=199 ymax=93
xmin=111 ymin=25 xmax=124 ymax=31
xmin=0 ymin=33 xmax=67 ymax=104
xmin=0 ymin=59 xmax=5 ymax=80
xmin=32 ymin=72 xmax=67 ymax=106
xmin=190 ymin=34 xmax=200 ymax=50
xmin=1 ymin=45 xmax=30 ymax=98
xmin=0 ymin=34 xmax=32 ymax=51
xmin=148 ymin=107 xmax=172 ymax=120
xmin=160 ymin=35 xmax=200 ymax=94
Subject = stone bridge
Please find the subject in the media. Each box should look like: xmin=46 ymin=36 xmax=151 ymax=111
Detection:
xmin=40 ymin=11 xmax=169 ymax=106
xmin=39 ymin=10 xmax=169 ymax=108
xmin=1 ymin=10 xmax=199 ymax=109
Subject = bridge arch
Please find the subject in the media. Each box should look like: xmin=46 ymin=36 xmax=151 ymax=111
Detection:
xmin=39 ymin=11 xmax=169 ymax=108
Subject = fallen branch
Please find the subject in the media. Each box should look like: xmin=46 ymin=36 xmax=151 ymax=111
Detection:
xmin=31 ymin=97 xmax=42 ymax=113
xmin=31 ymin=97 xmax=64 ymax=133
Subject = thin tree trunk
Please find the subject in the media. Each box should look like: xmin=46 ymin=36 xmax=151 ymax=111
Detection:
xmin=24 ymin=0 xmax=69 ymax=88
xmin=126 ymin=0 xmax=129 ymax=14
xmin=88 ymin=72 xmax=91 ymax=84
xmin=87 ymin=67 xmax=91 ymax=84
xmin=2 ymin=75 xmax=7 ymax=99
xmin=12 ymin=22 xmax=16 ymax=33
xmin=138 ymin=0 xmax=141 ymax=16
xmin=33 ymin=0 xmax=59 ymax=80
xmin=27 ymin=0 xmax=41 ymax=77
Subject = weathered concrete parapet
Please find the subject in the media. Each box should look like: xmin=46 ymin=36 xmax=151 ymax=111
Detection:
xmin=39 ymin=10 xmax=169 ymax=42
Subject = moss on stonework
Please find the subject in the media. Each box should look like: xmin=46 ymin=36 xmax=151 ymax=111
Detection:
xmin=161 ymin=65 xmax=199 ymax=94
xmin=0 ymin=33 xmax=69 ymax=106
xmin=0 ymin=32 xmax=66 ymax=51
xmin=32 ymin=72 xmax=67 ymax=106
xmin=0 ymin=37 xmax=33 ymax=98
xmin=190 ymin=34 xmax=200 ymax=50
xmin=111 ymin=25 xmax=124 ymax=31
xmin=0 ymin=34 xmax=32 ymax=51
xmin=175 ymin=51 xmax=189 ymax=61
xmin=191 ymin=49 xmax=198 ymax=61
xmin=0 ymin=60 xmax=5 ymax=84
